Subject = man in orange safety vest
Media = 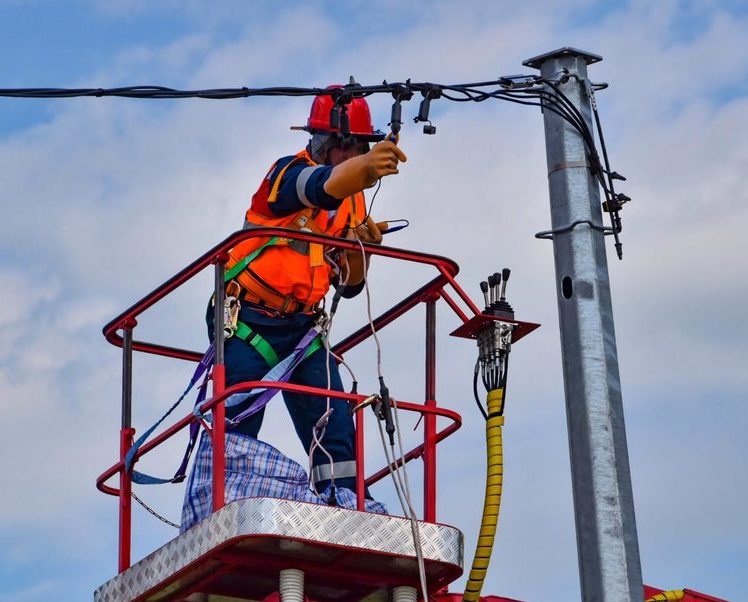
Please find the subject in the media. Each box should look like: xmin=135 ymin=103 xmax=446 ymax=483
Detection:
xmin=182 ymin=87 xmax=406 ymax=529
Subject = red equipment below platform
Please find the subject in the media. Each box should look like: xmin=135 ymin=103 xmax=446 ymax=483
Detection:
xmin=643 ymin=586 xmax=730 ymax=602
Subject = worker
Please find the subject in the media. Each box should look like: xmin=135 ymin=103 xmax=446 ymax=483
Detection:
xmin=181 ymin=87 xmax=407 ymax=530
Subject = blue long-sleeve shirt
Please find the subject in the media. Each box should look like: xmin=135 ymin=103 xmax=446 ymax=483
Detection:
xmin=266 ymin=155 xmax=341 ymax=217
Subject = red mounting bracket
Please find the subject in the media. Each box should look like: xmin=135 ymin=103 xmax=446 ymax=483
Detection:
xmin=449 ymin=313 xmax=541 ymax=343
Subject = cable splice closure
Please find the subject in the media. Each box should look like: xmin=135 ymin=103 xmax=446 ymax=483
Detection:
xmin=375 ymin=376 xmax=396 ymax=445
xmin=497 ymin=74 xmax=540 ymax=89
xmin=328 ymin=85 xmax=354 ymax=138
xmin=386 ymin=80 xmax=414 ymax=138
xmin=474 ymin=269 xmax=516 ymax=415
xmin=414 ymin=84 xmax=441 ymax=134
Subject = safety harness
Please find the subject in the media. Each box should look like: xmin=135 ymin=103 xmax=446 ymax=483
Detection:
xmin=124 ymin=283 xmax=325 ymax=486
xmin=125 ymin=152 xmax=349 ymax=486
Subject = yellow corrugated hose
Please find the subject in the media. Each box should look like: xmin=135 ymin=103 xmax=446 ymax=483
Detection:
xmin=462 ymin=387 xmax=505 ymax=602
xmin=646 ymin=591 xmax=685 ymax=601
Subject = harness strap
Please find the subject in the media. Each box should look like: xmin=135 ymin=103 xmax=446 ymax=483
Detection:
xmin=303 ymin=335 xmax=323 ymax=360
xmin=268 ymin=156 xmax=307 ymax=203
xmin=235 ymin=278 xmax=319 ymax=315
xmin=234 ymin=320 xmax=280 ymax=366
xmin=124 ymin=316 xmax=325 ymax=487
xmin=226 ymin=323 xmax=325 ymax=426
xmin=125 ymin=344 xmax=215 ymax=485
xmin=224 ymin=220 xmax=323 ymax=314
xmin=233 ymin=318 xmax=322 ymax=368
xmin=225 ymin=236 xmax=280 ymax=282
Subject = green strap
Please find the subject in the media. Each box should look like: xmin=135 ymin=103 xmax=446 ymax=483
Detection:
xmin=234 ymin=321 xmax=280 ymax=366
xmin=304 ymin=336 xmax=324 ymax=359
xmin=234 ymin=320 xmax=323 ymax=368
xmin=225 ymin=236 xmax=280 ymax=282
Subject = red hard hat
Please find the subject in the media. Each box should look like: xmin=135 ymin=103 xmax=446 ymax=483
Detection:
xmin=293 ymin=85 xmax=385 ymax=141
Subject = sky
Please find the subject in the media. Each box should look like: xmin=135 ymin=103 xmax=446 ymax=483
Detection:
xmin=1 ymin=1 xmax=747 ymax=600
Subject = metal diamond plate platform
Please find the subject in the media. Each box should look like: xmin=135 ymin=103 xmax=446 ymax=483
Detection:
xmin=95 ymin=497 xmax=463 ymax=602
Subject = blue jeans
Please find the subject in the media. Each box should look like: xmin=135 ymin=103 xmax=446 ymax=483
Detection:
xmin=207 ymin=302 xmax=357 ymax=492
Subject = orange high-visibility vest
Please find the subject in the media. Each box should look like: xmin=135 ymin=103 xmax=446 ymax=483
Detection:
xmin=226 ymin=150 xmax=366 ymax=310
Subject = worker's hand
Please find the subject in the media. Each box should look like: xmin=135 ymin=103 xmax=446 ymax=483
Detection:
xmin=352 ymin=216 xmax=384 ymax=245
xmin=363 ymin=141 xmax=408 ymax=185
xmin=325 ymin=141 xmax=408 ymax=199
xmin=340 ymin=217 xmax=384 ymax=285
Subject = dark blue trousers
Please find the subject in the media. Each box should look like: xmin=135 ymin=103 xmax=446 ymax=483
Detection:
xmin=208 ymin=302 xmax=357 ymax=491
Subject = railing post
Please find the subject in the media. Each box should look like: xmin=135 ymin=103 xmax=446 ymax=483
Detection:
xmin=423 ymin=298 xmax=437 ymax=522
xmin=356 ymin=407 xmax=365 ymax=511
xmin=212 ymin=259 xmax=226 ymax=512
xmin=118 ymin=323 xmax=135 ymax=573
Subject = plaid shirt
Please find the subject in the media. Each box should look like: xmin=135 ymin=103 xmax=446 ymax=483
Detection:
xmin=181 ymin=430 xmax=386 ymax=531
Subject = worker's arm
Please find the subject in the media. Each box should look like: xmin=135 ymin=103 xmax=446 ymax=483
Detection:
xmin=324 ymin=141 xmax=407 ymax=200
xmin=262 ymin=157 xmax=341 ymax=217
xmin=260 ymin=141 xmax=406 ymax=217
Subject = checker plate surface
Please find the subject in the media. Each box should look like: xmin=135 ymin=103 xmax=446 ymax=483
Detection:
xmin=95 ymin=498 xmax=463 ymax=602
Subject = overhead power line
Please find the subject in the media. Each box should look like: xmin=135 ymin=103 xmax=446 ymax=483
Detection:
xmin=0 ymin=73 xmax=628 ymax=257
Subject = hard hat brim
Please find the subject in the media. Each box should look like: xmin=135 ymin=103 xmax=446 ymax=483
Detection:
xmin=291 ymin=126 xmax=386 ymax=142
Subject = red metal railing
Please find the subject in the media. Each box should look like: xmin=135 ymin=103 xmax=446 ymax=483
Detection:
xmin=96 ymin=227 xmax=482 ymax=572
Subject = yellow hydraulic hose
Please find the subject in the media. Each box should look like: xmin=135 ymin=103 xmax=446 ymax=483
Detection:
xmin=646 ymin=591 xmax=685 ymax=602
xmin=463 ymin=387 xmax=505 ymax=602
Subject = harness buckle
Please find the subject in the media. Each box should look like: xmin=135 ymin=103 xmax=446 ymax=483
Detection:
xmin=223 ymin=295 xmax=241 ymax=339
xmin=279 ymin=296 xmax=295 ymax=315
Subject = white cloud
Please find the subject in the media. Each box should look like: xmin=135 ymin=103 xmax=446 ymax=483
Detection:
xmin=1 ymin=1 xmax=747 ymax=600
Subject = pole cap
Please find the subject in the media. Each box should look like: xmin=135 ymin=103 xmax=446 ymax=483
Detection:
xmin=523 ymin=47 xmax=602 ymax=70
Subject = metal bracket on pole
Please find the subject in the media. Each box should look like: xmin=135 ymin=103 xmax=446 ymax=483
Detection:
xmin=523 ymin=47 xmax=643 ymax=601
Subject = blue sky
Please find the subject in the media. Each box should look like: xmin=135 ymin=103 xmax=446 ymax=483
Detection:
xmin=1 ymin=1 xmax=747 ymax=600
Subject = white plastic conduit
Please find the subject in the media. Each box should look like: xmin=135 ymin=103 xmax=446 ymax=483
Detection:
xmin=279 ymin=568 xmax=304 ymax=602
xmin=393 ymin=585 xmax=418 ymax=602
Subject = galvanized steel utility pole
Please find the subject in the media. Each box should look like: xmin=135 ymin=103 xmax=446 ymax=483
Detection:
xmin=523 ymin=48 xmax=643 ymax=601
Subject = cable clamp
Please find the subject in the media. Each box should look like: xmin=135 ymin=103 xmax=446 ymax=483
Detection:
xmin=535 ymin=219 xmax=615 ymax=240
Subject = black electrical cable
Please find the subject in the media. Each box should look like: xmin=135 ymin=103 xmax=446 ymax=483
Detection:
xmin=473 ymin=359 xmax=488 ymax=421
xmin=589 ymin=92 xmax=625 ymax=258
xmin=363 ymin=179 xmax=383 ymax=223
xmin=531 ymin=81 xmax=624 ymax=231
xmin=1 ymin=76 xmax=626 ymax=254
xmin=0 ymin=78 xmax=600 ymax=152
xmin=545 ymin=80 xmax=625 ymax=229
xmin=0 ymin=79 xmax=609 ymax=172
xmin=499 ymin=354 xmax=509 ymax=415
xmin=540 ymin=79 xmax=610 ymax=183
